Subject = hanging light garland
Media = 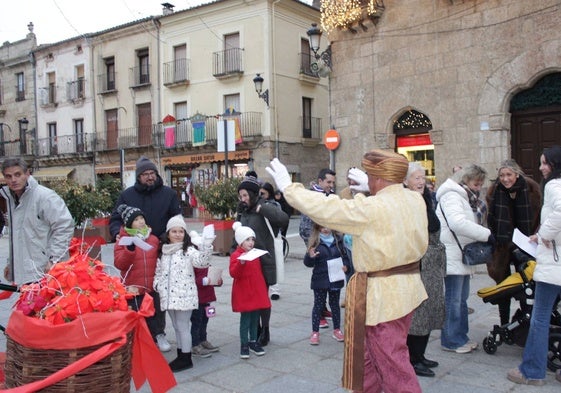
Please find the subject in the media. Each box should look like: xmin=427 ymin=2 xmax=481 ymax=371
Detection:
xmin=320 ymin=0 xmax=385 ymax=33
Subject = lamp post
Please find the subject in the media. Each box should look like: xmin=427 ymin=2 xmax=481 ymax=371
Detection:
xmin=19 ymin=117 xmax=29 ymax=155
xmin=307 ymin=23 xmax=332 ymax=77
xmin=253 ymin=74 xmax=269 ymax=108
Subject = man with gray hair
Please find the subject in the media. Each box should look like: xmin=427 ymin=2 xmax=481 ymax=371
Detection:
xmin=0 ymin=157 xmax=74 ymax=284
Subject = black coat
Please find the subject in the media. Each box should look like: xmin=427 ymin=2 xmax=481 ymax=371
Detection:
xmin=109 ymin=176 xmax=181 ymax=240
xmin=303 ymin=234 xmax=351 ymax=290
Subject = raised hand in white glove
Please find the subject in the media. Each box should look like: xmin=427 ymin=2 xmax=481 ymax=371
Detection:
xmin=265 ymin=158 xmax=292 ymax=192
xmin=189 ymin=230 xmax=203 ymax=248
xmin=202 ymin=224 xmax=216 ymax=246
xmin=348 ymin=167 xmax=370 ymax=193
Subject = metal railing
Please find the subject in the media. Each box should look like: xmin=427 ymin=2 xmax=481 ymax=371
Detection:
xmin=67 ymin=79 xmax=86 ymax=101
xmin=299 ymin=52 xmax=319 ymax=77
xmin=130 ymin=65 xmax=151 ymax=87
xmin=36 ymin=133 xmax=96 ymax=156
xmin=39 ymin=86 xmax=57 ymax=106
xmin=301 ymin=116 xmax=322 ymax=139
xmin=163 ymin=58 xmax=190 ymax=84
xmin=212 ymin=48 xmax=244 ymax=77
xmin=97 ymin=72 xmax=116 ymax=93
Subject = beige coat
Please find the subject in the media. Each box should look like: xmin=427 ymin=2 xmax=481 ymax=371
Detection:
xmin=283 ymin=183 xmax=428 ymax=326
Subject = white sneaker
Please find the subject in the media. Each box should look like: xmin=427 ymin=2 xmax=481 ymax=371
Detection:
xmin=441 ymin=343 xmax=472 ymax=354
xmin=156 ymin=334 xmax=171 ymax=352
xmin=467 ymin=340 xmax=479 ymax=350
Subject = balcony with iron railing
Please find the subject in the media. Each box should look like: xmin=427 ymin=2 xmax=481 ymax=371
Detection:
xmin=15 ymin=88 xmax=25 ymax=102
xmin=36 ymin=133 xmax=95 ymax=156
xmin=301 ymin=116 xmax=322 ymax=140
xmin=299 ymin=52 xmax=320 ymax=78
xmin=39 ymin=85 xmax=57 ymax=107
xmin=97 ymin=72 xmax=117 ymax=94
xmin=67 ymin=79 xmax=86 ymax=102
xmin=164 ymin=58 xmax=190 ymax=86
xmin=212 ymin=48 xmax=244 ymax=79
xmin=130 ymin=65 xmax=151 ymax=88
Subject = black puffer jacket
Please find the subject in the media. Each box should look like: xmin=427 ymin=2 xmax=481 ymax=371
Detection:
xmin=110 ymin=176 xmax=181 ymax=240
xmin=303 ymin=234 xmax=351 ymax=290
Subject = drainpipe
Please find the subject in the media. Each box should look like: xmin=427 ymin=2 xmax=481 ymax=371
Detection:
xmin=272 ymin=0 xmax=281 ymax=159
xmin=88 ymin=35 xmax=97 ymax=182
xmin=153 ymin=18 xmax=163 ymax=174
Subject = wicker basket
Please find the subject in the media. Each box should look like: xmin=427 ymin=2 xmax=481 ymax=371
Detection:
xmin=4 ymin=331 xmax=134 ymax=393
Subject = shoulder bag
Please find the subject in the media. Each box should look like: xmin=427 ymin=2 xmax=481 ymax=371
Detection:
xmin=264 ymin=217 xmax=285 ymax=283
xmin=439 ymin=205 xmax=493 ymax=266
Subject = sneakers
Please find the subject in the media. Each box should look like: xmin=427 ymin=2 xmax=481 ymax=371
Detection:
xmin=248 ymin=341 xmax=266 ymax=356
xmin=332 ymin=329 xmax=344 ymax=342
xmin=467 ymin=341 xmax=479 ymax=350
xmin=191 ymin=344 xmax=212 ymax=358
xmin=200 ymin=340 xmax=220 ymax=353
xmin=310 ymin=332 xmax=320 ymax=345
xmin=156 ymin=334 xmax=171 ymax=352
xmin=271 ymin=294 xmax=280 ymax=300
xmin=322 ymin=310 xmax=333 ymax=320
xmin=319 ymin=319 xmax=329 ymax=329
xmin=507 ymin=368 xmax=545 ymax=386
xmin=240 ymin=344 xmax=250 ymax=359
xmin=441 ymin=343 xmax=472 ymax=354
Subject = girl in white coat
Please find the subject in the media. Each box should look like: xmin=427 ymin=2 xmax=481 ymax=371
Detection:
xmin=508 ymin=147 xmax=561 ymax=386
xmin=436 ymin=164 xmax=492 ymax=354
xmin=154 ymin=215 xmax=213 ymax=372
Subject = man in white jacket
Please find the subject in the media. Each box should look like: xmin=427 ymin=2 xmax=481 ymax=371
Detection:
xmin=0 ymin=157 xmax=74 ymax=284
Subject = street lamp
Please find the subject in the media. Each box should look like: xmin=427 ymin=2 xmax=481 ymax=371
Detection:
xmin=307 ymin=23 xmax=332 ymax=77
xmin=253 ymin=74 xmax=269 ymax=108
xmin=19 ymin=117 xmax=29 ymax=133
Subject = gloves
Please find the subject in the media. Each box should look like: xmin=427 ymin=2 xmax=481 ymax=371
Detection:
xmin=348 ymin=167 xmax=369 ymax=193
xmin=189 ymin=230 xmax=203 ymax=248
xmin=266 ymin=158 xmax=292 ymax=192
xmin=202 ymin=224 xmax=216 ymax=246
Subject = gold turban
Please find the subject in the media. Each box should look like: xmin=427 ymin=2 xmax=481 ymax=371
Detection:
xmin=361 ymin=149 xmax=409 ymax=184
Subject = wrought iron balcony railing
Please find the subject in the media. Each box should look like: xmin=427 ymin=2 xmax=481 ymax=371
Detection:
xmin=212 ymin=48 xmax=244 ymax=78
xmin=163 ymin=58 xmax=190 ymax=85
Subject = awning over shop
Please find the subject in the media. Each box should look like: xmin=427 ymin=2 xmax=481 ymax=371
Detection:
xmin=32 ymin=167 xmax=75 ymax=181
xmin=161 ymin=150 xmax=250 ymax=166
xmin=95 ymin=162 xmax=137 ymax=174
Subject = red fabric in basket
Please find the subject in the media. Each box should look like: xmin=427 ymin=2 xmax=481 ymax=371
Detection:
xmin=1 ymin=294 xmax=176 ymax=393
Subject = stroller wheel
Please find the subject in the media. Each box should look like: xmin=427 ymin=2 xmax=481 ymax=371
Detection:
xmin=547 ymin=332 xmax=561 ymax=372
xmin=483 ymin=336 xmax=497 ymax=354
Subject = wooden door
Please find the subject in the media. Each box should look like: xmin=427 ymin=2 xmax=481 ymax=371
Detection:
xmin=137 ymin=103 xmax=152 ymax=146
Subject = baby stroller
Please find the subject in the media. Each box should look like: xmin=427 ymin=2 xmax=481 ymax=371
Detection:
xmin=477 ymin=249 xmax=561 ymax=372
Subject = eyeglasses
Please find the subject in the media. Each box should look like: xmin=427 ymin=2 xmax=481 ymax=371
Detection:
xmin=140 ymin=171 xmax=156 ymax=178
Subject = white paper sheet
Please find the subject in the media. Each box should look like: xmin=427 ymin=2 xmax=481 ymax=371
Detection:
xmin=207 ymin=266 xmax=223 ymax=285
xmin=512 ymin=228 xmax=537 ymax=258
xmin=118 ymin=236 xmax=154 ymax=251
xmin=327 ymin=257 xmax=346 ymax=283
xmin=237 ymin=248 xmax=268 ymax=261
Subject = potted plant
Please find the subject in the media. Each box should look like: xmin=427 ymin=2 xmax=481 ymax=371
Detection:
xmin=194 ymin=177 xmax=241 ymax=254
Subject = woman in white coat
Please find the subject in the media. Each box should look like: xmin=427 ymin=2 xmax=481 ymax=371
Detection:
xmin=436 ymin=164 xmax=493 ymax=354
xmin=508 ymin=146 xmax=561 ymax=386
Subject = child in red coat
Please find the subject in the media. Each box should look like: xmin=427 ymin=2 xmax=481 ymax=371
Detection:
xmin=113 ymin=205 xmax=162 ymax=345
xmin=230 ymin=222 xmax=271 ymax=359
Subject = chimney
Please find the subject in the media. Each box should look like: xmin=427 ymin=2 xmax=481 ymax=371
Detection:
xmin=161 ymin=2 xmax=175 ymax=15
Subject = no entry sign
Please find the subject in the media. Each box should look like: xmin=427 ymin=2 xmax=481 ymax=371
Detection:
xmin=324 ymin=129 xmax=340 ymax=150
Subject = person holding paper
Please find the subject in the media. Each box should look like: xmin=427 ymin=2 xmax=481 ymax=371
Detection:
xmin=486 ymin=159 xmax=541 ymax=326
xmin=507 ymin=146 xmax=561 ymax=386
xmin=303 ymin=223 xmax=350 ymax=345
xmin=113 ymin=204 xmax=161 ymax=341
xmin=230 ymin=222 xmax=271 ymax=359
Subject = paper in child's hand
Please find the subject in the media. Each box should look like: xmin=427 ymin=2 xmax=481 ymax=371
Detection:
xmin=238 ymin=248 xmax=268 ymax=261
xmin=207 ymin=266 xmax=223 ymax=285
xmin=118 ymin=236 xmax=154 ymax=251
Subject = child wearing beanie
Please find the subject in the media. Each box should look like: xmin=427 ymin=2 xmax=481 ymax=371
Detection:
xmin=230 ymin=222 xmax=271 ymax=359
xmin=113 ymin=204 xmax=162 ymax=345
xmin=153 ymin=215 xmax=215 ymax=372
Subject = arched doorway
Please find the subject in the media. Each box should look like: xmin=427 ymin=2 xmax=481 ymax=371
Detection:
xmin=393 ymin=109 xmax=435 ymax=183
xmin=511 ymin=72 xmax=561 ymax=181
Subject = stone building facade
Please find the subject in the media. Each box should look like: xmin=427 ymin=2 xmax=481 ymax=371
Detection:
xmin=323 ymin=0 xmax=561 ymax=188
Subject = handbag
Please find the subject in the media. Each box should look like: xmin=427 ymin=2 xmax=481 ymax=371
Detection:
xmin=264 ymin=218 xmax=285 ymax=283
xmin=439 ymin=205 xmax=493 ymax=265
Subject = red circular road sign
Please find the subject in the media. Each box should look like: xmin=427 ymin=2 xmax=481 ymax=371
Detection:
xmin=324 ymin=129 xmax=340 ymax=150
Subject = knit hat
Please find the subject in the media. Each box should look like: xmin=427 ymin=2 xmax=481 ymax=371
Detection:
xmin=233 ymin=221 xmax=255 ymax=245
xmin=136 ymin=156 xmax=158 ymax=177
xmin=361 ymin=149 xmax=409 ymax=184
xmin=117 ymin=204 xmax=144 ymax=229
xmin=166 ymin=215 xmax=188 ymax=232
xmin=238 ymin=175 xmax=261 ymax=195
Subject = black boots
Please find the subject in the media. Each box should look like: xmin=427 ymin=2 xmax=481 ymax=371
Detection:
xmin=258 ymin=327 xmax=270 ymax=347
xmin=169 ymin=349 xmax=193 ymax=372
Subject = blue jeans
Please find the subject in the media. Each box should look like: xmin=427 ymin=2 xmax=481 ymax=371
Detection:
xmin=519 ymin=281 xmax=561 ymax=380
xmin=441 ymin=274 xmax=470 ymax=349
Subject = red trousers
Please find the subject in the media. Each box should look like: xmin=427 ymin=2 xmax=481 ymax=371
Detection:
xmin=359 ymin=311 xmax=421 ymax=393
